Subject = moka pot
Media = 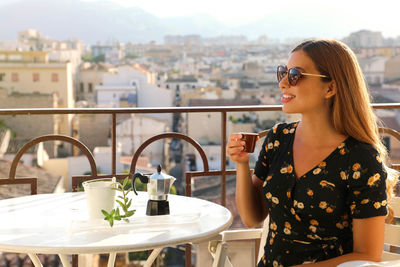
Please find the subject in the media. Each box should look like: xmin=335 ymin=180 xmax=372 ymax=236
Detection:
xmin=132 ymin=165 xmax=176 ymax=215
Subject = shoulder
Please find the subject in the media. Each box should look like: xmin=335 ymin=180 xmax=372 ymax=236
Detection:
xmin=260 ymin=121 xmax=297 ymax=152
xmin=347 ymin=138 xmax=382 ymax=165
xmin=269 ymin=121 xmax=298 ymax=136
xmin=345 ymin=138 xmax=387 ymax=184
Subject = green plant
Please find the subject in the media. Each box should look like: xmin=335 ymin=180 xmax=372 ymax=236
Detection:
xmin=102 ymin=177 xmax=136 ymax=227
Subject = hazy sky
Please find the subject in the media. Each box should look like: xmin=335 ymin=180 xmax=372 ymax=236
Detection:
xmin=89 ymin=0 xmax=400 ymax=37
xmin=1 ymin=0 xmax=400 ymax=38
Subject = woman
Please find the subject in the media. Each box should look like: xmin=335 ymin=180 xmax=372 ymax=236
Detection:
xmin=227 ymin=39 xmax=398 ymax=267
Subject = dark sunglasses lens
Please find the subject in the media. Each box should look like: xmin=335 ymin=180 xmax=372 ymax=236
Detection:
xmin=277 ymin=66 xmax=286 ymax=82
xmin=288 ymin=68 xmax=301 ymax=86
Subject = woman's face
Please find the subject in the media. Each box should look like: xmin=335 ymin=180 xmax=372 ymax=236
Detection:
xmin=279 ymin=50 xmax=333 ymax=115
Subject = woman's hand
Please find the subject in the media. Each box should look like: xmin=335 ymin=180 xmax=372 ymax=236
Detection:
xmin=227 ymin=133 xmax=249 ymax=164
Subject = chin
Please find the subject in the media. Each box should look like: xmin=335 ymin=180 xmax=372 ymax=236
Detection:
xmin=282 ymin=104 xmax=298 ymax=114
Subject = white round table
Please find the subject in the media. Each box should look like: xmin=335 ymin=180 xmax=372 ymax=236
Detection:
xmin=0 ymin=191 xmax=232 ymax=266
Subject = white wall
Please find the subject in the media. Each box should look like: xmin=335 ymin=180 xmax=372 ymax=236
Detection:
xmin=94 ymin=146 xmax=123 ymax=175
xmin=117 ymin=115 xmax=167 ymax=166
xmin=42 ymin=155 xmax=96 ymax=191
xmin=96 ymin=86 xmax=137 ymax=107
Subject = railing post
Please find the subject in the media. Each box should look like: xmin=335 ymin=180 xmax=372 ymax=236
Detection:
xmin=112 ymin=113 xmax=116 ymax=176
xmin=221 ymin=111 xmax=227 ymax=207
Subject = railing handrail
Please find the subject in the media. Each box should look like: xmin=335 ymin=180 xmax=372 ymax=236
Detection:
xmin=0 ymin=103 xmax=399 ymax=115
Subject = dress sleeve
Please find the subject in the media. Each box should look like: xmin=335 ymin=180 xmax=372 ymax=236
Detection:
xmin=346 ymin=143 xmax=388 ymax=219
xmin=254 ymin=123 xmax=280 ymax=181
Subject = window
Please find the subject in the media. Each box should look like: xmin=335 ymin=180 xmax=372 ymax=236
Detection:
xmin=33 ymin=73 xmax=40 ymax=82
xmin=0 ymin=73 xmax=5 ymax=81
xmin=12 ymin=73 xmax=18 ymax=82
xmin=8 ymin=54 xmax=22 ymax=61
xmin=51 ymin=73 xmax=59 ymax=82
xmin=88 ymin=83 xmax=93 ymax=93
xmin=80 ymin=82 xmax=84 ymax=93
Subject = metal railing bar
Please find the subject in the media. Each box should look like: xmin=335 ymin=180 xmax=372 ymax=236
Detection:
xmin=112 ymin=114 xmax=116 ymax=175
xmin=221 ymin=111 xmax=227 ymax=207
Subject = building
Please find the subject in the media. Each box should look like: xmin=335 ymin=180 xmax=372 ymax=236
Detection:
xmin=0 ymin=88 xmax=65 ymax=156
xmin=343 ymin=30 xmax=384 ymax=48
xmin=385 ymin=55 xmax=400 ymax=83
xmin=95 ymin=64 xmax=174 ymax=126
xmin=186 ymin=99 xmax=260 ymax=171
xmin=164 ymin=76 xmax=201 ymax=92
xmin=357 ymin=46 xmax=400 ymax=58
xmin=0 ymin=51 xmax=74 ymax=155
xmin=77 ymin=62 xmax=116 ymax=104
xmin=358 ymin=56 xmax=388 ymax=86
xmin=116 ymin=114 xmax=168 ymax=166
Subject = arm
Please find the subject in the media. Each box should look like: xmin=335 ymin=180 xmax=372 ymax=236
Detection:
xmin=227 ymin=133 xmax=268 ymax=228
xmin=236 ymin=166 xmax=268 ymax=228
xmin=292 ymin=216 xmax=385 ymax=267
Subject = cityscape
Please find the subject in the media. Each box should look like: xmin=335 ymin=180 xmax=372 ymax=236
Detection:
xmin=0 ymin=0 xmax=400 ymax=266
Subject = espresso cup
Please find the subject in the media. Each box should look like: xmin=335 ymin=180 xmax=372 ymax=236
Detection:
xmin=240 ymin=133 xmax=259 ymax=153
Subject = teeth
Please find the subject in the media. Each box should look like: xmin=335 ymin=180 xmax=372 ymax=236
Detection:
xmin=282 ymin=94 xmax=295 ymax=99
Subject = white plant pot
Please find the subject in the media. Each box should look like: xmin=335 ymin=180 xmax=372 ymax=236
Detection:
xmin=82 ymin=178 xmax=117 ymax=220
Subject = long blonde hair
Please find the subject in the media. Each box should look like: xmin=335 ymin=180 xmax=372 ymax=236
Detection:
xmin=293 ymin=39 xmax=398 ymax=200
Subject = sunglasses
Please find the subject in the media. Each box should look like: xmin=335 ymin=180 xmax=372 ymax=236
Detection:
xmin=277 ymin=65 xmax=331 ymax=86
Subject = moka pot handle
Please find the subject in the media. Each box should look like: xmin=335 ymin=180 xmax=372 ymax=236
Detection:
xmin=132 ymin=173 xmax=149 ymax=195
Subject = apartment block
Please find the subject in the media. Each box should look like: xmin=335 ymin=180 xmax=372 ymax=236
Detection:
xmin=0 ymin=51 xmax=74 ymax=155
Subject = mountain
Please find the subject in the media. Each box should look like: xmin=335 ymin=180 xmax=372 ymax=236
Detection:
xmin=0 ymin=0 xmax=371 ymax=44
xmin=0 ymin=0 xmax=235 ymax=43
xmin=0 ymin=0 xmax=168 ymax=43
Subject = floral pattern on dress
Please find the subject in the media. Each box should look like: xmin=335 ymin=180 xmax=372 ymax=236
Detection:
xmin=253 ymin=122 xmax=388 ymax=267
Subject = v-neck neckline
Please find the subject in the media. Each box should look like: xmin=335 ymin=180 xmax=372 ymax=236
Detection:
xmin=289 ymin=122 xmax=350 ymax=180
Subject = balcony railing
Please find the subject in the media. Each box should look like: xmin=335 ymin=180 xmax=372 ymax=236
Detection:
xmin=0 ymin=103 xmax=399 ymax=267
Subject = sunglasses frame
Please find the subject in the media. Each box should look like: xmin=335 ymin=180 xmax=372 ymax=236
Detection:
xmin=277 ymin=65 xmax=330 ymax=86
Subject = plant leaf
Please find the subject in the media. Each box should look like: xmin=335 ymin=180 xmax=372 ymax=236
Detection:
xmin=101 ymin=210 xmax=110 ymax=216
xmin=115 ymin=208 xmax=120 ymax=216
xmin=116 ymin=200 xmax=125 ymax=208
xmin=126 ymin=199 xmax=132 ymax=209
xmin=125 ymin=210 xmax=135 ymax=217
xmin=122 ymin=177 xmax=129 ymax=188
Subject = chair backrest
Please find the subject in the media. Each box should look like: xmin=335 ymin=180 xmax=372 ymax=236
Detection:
xmin=382 ymin=197 xmax=400 ymax=261
xmin=0 ymin=178 xmax=37 ymax=198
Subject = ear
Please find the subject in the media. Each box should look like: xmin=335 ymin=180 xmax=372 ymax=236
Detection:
xmin=325 ymin=80 xmax=337 ymax=99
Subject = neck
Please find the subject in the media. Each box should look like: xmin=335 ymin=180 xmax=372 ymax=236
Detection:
xmin=297 ymin=111 xmax=344 ymax=147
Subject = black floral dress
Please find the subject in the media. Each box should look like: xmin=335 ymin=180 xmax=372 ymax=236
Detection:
xmin=254 ymin=122 xmax=388 ymax=267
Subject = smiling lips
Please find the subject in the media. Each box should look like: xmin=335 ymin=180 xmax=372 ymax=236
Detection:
xmin=281 ymin=94 xmax=295 ymax=103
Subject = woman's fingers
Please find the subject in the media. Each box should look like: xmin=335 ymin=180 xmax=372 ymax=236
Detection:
xmin=227 ymin=133 xmax=250 ymax=164
xmin=227 ymin=146 xmax=245 ymax=155
xmin=229 ymin=133 xmax=243 ymax=142
xmin=227 ymin=134 xmax=245 ymax=148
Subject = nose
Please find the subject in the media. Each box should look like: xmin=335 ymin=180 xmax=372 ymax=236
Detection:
xmin=278 ymin=73 xmax=289 ymax=90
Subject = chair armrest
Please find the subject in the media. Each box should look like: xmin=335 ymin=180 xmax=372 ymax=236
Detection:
xmin=221 ymin=228 xmax=263 ymax=242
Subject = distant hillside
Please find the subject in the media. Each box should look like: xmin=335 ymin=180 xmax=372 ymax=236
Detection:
xmin=0 ymin=0 xmax=366 ymax=44
xmin=0 ymin=0 xmax=167 ymax=43
xmin=0 ymin=0 xmax=233 ymax=43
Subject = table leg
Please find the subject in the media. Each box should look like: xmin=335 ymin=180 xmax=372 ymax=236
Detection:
xmin=107 ymin=252 xmax=116 ymax=267
xmin=144 ymin=248 xmax=163 ymax=267
xmin=58 ymin=254 xmax=72 ymax=267
xmin=27 ymin=253 xmax=43 ymax=267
